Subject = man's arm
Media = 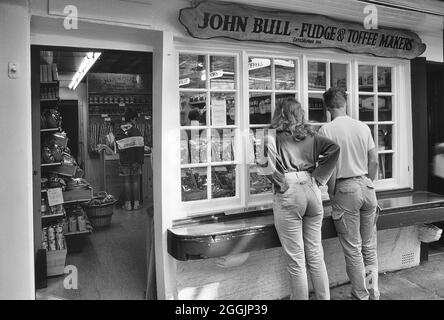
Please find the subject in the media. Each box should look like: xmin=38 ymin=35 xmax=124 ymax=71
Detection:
xmin=368 ymin=147 xmax=379 ymax=181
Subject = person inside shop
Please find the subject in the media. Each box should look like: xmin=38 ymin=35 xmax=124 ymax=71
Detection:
xmin=319 ymin=87 xmax=380 ymax=300
xmin=115 ymin=108 xmax=145 ymax=211
xmin=257 ymin=97 xmax=340 ymax=300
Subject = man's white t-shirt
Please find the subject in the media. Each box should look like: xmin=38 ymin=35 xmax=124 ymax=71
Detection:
xmin=318 ymin=116 xmax=375 ymax=179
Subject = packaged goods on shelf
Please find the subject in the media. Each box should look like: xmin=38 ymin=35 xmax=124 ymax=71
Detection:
xmin=40 ymin=64 xmax=58 ymax=82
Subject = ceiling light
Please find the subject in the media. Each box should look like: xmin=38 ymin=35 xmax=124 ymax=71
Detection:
xmin=68 ymin=52 xmax=101 ymax=90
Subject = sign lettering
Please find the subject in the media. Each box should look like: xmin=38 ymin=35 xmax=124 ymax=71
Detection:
xmin=179 ymin=2 xmax=426 ymax=59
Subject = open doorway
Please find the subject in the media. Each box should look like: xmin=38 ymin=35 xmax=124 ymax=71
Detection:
xmin=32 ymin=46 xmax=155 ymax=300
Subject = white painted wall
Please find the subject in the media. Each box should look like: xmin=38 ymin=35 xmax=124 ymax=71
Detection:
xmin=0 ymin=0 xmax=34 ymax=300
xmin=29 ymin=0 xmax=444 ymax=62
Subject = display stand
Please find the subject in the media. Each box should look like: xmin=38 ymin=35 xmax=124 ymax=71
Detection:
xmin=39 ymin=66 xmax=93 ymax=276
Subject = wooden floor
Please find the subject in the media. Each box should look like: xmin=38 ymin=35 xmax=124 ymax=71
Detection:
xmin=36 ymin=205 xmax=149 ymax=300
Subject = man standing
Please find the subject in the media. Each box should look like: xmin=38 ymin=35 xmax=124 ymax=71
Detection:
xmin=318 ymin=87 xmax=380 ymax=300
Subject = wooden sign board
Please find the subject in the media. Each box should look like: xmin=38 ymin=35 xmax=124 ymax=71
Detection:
xmin=179 ymin=1 xmax=426 ymax=60
xmin=87 ymin=73 xmax=150 ymax=93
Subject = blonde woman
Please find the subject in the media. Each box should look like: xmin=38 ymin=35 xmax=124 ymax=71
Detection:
xmin=262 ymin=98 xmax=339 ymax=300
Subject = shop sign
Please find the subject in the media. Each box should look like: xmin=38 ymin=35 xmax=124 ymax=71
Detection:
xmin=179 ymin=1 xmax=426 ymax=59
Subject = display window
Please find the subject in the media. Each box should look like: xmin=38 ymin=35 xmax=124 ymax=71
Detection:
xmin=178 ymin=49 xmax=410 ymax=215
xmin=358 ymin=64 xmax=395 ymax=180
xmin=179 ymin=53 xmax=240 ymax=204
xmin=248 ymin=57 xmax=299 ymax=202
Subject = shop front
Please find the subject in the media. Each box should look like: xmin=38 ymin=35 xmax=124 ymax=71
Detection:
xmin=1 ymin=0 xmax=444 ymax=300
xmin=164 ymin=1 xmax=444 ymax=300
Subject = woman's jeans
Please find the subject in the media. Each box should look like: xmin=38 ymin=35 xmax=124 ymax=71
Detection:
xmin=331 ymin=176 xmax=380 ymax=300
xmin=273 ymin=172 xmax=330 ymax=300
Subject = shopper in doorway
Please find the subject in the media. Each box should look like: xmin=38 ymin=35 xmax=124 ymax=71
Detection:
xmin=116 ymin=109 xmax=144 ymax=211
xmin=319 ymin=87 xmax=380 ymax=300
xmin=259 ymin=97 xmax=339 ymax=300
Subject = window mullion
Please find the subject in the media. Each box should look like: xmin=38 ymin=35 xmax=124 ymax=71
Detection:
xmin=206 ymin=54 xmax=212 ymax=200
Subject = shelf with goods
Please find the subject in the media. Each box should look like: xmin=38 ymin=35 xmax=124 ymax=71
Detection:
xmin=38 ymin=70 xmax=94 ymax=275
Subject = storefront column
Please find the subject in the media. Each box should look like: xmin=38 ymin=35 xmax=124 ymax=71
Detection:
xmin=0 ymin=0 xmax=35 ymax=299
xmin=152 ymin=31 xmax=180 ymax=300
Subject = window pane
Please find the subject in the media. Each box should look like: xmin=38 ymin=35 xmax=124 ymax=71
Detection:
xmin=330 ymin=63 xmax=347 ymax=90
xmin=210 ymin=92 xmax=235 ymax=126
xmin=378 ymin=153 xmax=393 ymax=179
xmin=211 ymin=129 xmax=236 ymax=162
xmin=180 ymin=92 xmax=206 ymax=126
xmin=179 ymin=54 xmax=206 ymax=89
xmin=359 ymin=95 xmax=374 ymax=121
xmin=378 ymin=96 xmax=392 ymax=121
xmin=308 ymin=61 xmax=326 ymax=91
xmin=210 ymin=56 xmax=235 ymax=90
xmin=249 ymin=165 xmax=273 ymax=195
xmin=378 ymin=125 xmax=393 ymax=151
xmin=212 ymin=165 xmax=236 ymax=199
xmin=308 ymin=93 xmax=327 ymax=123
xmin=358 ymin=65 xmax=374 ymax=92
xmin=275 ymin=59 xmax=296 ymax=90
xmin=378 ymin=67 xmax=392 ymax=92
xmin=181 ymin=167 xmax=208 ymax=202
xmin=180 ymin=129 xmax=207 ymax=165
xmin=249 ymin=57 xmax=271 ymax=90
xmin=249 ymin=93 xmax=272 ymax=125
xmin=248 ymin=127 xmax=273 ymax=195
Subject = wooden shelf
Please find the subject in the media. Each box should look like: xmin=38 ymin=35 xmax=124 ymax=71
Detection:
xmin=40 ymin=81 xmax=59 ymax=85
xmin=88 ymin=102 xmax=150 ymax=105
xmin=41 ymin=213 xmax=65 ymax=219
xmin=63 ymin=199 xmax=91 ymax=204
xmin=64 ymin=229 xmax=91 ymax=236
xmin=41 ymin=162 xmax=63 ymax=167
xmin=88 ymin=92 xmax=152 ymax=95
xmin=40 ymin=128 xmax=60 ymax=133
xmin=40 ymin=98 xmax=59 ymax=102
xmin=88 ymin=113 xmax=151 ymax=116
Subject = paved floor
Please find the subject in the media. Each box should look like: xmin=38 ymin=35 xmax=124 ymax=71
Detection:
xmin=36 ymin=205 xmax=149 ymax=300
xmin=37 ymin=207 xmax=444 ymax=300
xmin=330 ymin=252 xmax=444 ymax=300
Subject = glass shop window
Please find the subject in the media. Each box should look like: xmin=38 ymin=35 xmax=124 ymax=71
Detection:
xmin=248 ymin=57 xmax=299 ymax=198
xmin=307 ymin=60 xmax=350 ymax=132
xmin=179 ymin=53 xmax=239 ymax=202
xmin=358 ymin=65 xmax=394 ymax=180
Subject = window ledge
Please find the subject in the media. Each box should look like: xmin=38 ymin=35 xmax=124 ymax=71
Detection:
xmin=168 ymin=190 xmax=444 ymax=261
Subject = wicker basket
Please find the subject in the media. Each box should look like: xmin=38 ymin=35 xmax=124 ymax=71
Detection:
xmin=83 ymin=200 xmax=117 ymax=228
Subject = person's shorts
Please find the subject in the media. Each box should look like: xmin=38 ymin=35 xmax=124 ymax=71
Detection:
xmin=119 ymin=163 xmax=142 ymax=176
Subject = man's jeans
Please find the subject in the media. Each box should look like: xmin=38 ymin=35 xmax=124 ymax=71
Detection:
xmin=273 ymin=172 xmax=330 ymax=300
xmin=332 ymin=176 xmax=380 ymax=300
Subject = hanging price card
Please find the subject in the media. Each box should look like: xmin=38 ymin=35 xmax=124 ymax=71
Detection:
xmin=47 ymin=187 xmax=64 ymax=206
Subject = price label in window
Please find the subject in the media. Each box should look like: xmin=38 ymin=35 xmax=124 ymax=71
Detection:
xmin=47 ymin=187 xmax=64 ymax=206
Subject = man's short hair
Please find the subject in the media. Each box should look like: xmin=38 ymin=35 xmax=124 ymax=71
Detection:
xmin=124 ymin=108 xmax=138 ymax=122
xmin=323 ymin=87 xmax=347 ymax=109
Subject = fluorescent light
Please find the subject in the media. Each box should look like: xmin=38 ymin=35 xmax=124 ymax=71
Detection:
xmin=69 ymin=52 xmax=101 ymax=90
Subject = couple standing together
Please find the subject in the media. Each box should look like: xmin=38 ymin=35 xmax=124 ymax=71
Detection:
xmin=265 ymin=87 xmax=379 ymax=300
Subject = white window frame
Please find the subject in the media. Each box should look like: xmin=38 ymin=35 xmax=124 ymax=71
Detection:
xmin=178 ymin=50 xmax=244 ymax=215
xmin=176 ymin=45 xmax=413 ymax=216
